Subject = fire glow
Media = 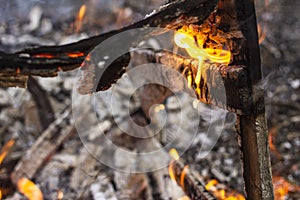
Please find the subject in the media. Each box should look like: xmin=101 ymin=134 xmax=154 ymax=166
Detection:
xmin=75 ymin=4 xmax=87 ymax=32
xmin=0 ymin=139 xmax=15 ymax=165
xmin=174 ymin=27 xmax=231 ymax=95
xmin=273 ymin=176 xmax=300 ymax=200
xmin=205 ymin=179 xmax=245 ymax=200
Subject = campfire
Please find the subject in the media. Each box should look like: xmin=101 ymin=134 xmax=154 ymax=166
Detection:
xmin=0 ymin=0 xmax=299 ymax=200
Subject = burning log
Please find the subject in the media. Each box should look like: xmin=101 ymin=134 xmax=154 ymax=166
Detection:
xmin=0 ymin=0 xmax=219 ymax=87
xmin=127 ymin=49 xmax=250 ymax=115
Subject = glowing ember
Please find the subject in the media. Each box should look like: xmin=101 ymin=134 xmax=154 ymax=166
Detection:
xmin=75 ymin=4 xmax=87 ymax=32
xmin=66 ymin=52 xmax=85 ymax=58
xmin=273 ymin=176 xmax=300 ymax=200
xmin=0 ymin=139 xmax=15 ymax=165
xmin=205 ymin=179 xmax=245 ymax=200
xmin=18 ymin=178 xmax=43 ymax=200
xmin=57 ymin=190 xmax=63 ymax=200
xmin=32 ymin=54 xmax=55 ymax=58
xmin=174 ymin=27 xmax=231 ymax=96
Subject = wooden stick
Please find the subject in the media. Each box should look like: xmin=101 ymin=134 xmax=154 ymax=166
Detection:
xmin=234 ymin=0 xmax=274 ymax=199
xmin=169 ymin=159 xmax=216 ymax=200
xmin=27 ymin=76 xmax=55 ymax=130
xmin=10 ymin=107 xmax=74 ymax=185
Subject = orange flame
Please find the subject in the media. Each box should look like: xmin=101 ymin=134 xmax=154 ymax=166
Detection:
xmin=0 ymin=139 xmax=15 ymax=165
xmin=180 ymin=165 xmax=189 ymax=189
xmin=0 ymin=189 xmax=2 ymax=200
xmin=18 ymin=178 xmax=43 ymax=200
xmin=174 ymin=29 xmax=231 ymax=96
xmin=75 ymin=4 xmax=87 ymax=32
xmin=273 ymin=176 xmax=300 ymax=200
xmin=257 ymin=24 xmax=266 ymax=44
xmin=205 ymin=179 xmax=245 ymax=200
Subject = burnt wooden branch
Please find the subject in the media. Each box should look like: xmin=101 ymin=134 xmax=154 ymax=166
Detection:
xmin=27 ymin=76 xmax=55 ymax=130
xmin=11 ymin=107 xmax=75 ymax=185
xmin=169 ymin=159 xmax=216 ymax=200
xmin=0 ymin=0 xmax=218 ymax=88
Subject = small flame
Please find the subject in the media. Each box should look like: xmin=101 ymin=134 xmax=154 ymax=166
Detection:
xmin=273 ymin=176 xmax=300 ymax=200
xmin=18 ymin=178 xmax=43 ymax=200
xmin=257 ymin=24 xmax=266 ymax=44
xmin=169 ymin=148 xmax=180 ymax=160
xmin=174 ymin=28 xmax=231 ymax=96
xmin=75 ymin=5 xmax=87 ymax=32
xmin=0 ymin=189 xmax=2 ymax=200
xmin=57 ymin=190 xmax=63 ymax=200
xmin=0 ymin=139 xmax=15 ymax=165
xmin=180 ymin=165 xmax=189 ymax=189
xmin=205 ymin=179 xmax=245 ymax=200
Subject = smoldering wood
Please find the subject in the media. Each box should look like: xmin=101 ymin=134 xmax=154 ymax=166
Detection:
xmin=169 ymin=159 xmax=216 ymax=200
xmin=10 ymin=107 xmax=75 ymax=185
xmin=0 ymin=0 xmax=219 ymax=87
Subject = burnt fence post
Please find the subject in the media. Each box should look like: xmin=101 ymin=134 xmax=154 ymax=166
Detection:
xmin=234 ymin=0 xmax=274 ymax=199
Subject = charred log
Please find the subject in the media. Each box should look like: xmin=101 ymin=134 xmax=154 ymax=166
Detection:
xmin=0 ymin=0 xmax=219 ymax=88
